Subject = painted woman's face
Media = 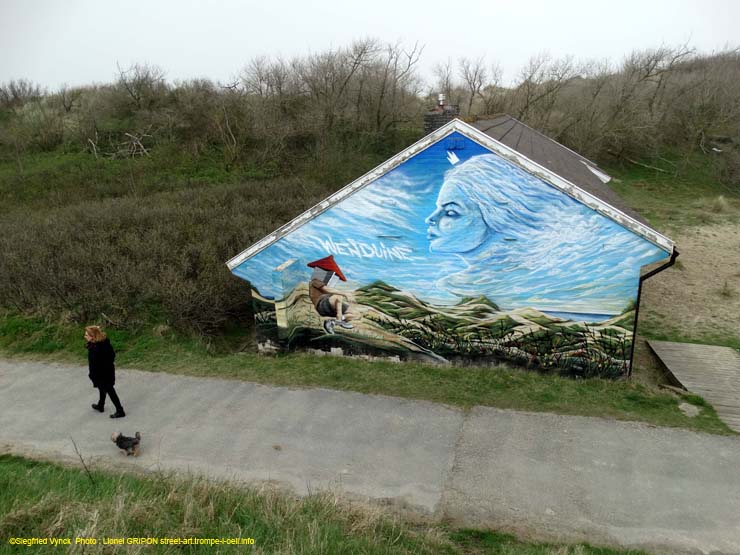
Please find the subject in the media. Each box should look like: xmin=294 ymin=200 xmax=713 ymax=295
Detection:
xmin=425 ymin=182 xmax=488 ymax=253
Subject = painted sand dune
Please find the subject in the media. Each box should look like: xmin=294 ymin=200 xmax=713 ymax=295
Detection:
xmin=255 ymin=281 xmax=634 ymax=378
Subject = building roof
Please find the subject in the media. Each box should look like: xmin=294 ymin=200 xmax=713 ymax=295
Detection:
xmin=470 ymin=115 xmax=650 ymax=226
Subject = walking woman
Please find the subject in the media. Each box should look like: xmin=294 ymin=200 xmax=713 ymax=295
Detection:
xmin=85 ymin=325 xmax=125 ymax=418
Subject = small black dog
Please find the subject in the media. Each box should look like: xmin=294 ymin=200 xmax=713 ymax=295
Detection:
xmin=111 ymin=431 xmax=141 ymax=456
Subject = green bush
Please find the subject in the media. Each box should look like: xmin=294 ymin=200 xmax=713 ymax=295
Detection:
xmin=0 ymin=180 xmax=331 ymax=334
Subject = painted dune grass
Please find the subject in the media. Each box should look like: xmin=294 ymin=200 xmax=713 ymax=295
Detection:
xmin=0 ymin=454 xmax=648 ymax=555
xmin=259 ymin=281 xmax=636 ymax=379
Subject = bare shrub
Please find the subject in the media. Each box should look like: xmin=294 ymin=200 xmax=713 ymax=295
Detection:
xmin=710 ymin=195 xmax=730 ymax=213
xmin=0 ymin=79 xmax=43 ymax=109
xmin=0 ymin=181 xmax=326 ymax=333
xmin=12 ymin=99 xmax=65 ymax=151
xmin=713 ymin=149 xmax=740 ymax=191
xmin=116 ymin=62 xmax=168 ymax=110
xmin=167 ymin=78 xmax=221 ymax=154
xmin=54 ymin=84 xmax=82 ymax=113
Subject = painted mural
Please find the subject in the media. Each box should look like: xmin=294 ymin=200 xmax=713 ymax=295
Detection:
xmin=231 ymin=131 xmax=671 ymax=377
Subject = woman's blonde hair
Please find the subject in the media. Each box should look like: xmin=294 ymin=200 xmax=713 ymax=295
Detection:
xmin=84 ymin=325 xmax=107 ymax=343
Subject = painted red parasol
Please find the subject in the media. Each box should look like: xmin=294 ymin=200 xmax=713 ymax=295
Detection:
xmin=307 ymin=255 xmax=347 ymax=281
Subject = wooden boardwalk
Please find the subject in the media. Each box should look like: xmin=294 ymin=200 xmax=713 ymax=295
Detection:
xmin=648 ymin=340 xmax=740 ymax=432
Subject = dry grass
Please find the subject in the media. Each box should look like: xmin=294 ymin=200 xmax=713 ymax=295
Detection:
xmin=638 ymin=222 xmax=740 ymax=350
xmin=711 ymin=194 xmax=730 ymax=213
xmin=0 ymin=454 xmax=647 ymax=555
xmin=719 ymin=280 xmax=736 ymax=298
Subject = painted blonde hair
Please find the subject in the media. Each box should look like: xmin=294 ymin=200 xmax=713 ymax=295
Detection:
xmin=85 ymin=325 xmax=107 ymax=343
xmin=441 ymin=153 xmax=570 ymax=240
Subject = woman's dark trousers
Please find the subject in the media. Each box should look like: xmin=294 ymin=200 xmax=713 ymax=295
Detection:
xmin=97 ymin=385 xmax=124 ymax=413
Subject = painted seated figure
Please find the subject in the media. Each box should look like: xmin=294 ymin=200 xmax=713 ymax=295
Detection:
xmin=307 ymin=255 xmax=356 ymax=335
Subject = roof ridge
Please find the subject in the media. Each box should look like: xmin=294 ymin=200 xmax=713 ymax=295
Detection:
xmin=484 ymin=115 xmax=605 ymax=171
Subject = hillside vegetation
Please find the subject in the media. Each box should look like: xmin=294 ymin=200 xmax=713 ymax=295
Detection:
xmin=0 ymin=40 xmax=738 ymax=349
xmin=2 ymin=43 xmax=739 ymax=555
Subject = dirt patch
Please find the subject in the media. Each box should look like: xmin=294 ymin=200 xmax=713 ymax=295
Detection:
xmin=640 ymin=222 xmax=740 ymax=343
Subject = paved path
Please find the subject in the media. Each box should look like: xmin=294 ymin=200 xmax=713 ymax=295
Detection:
xmin=1 ymin=359 xmax=739 ymax=555
xmin=649 ymin=340 xmax=740 ymax=432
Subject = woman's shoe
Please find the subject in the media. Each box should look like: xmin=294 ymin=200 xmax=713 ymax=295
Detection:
xmin=110 ymin=411 xmax=126 ymax=419
xmin=91 ymin=403 xmax=104 ymax=413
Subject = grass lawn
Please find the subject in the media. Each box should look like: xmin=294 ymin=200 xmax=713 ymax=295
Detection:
xmin=0 ymin=312 xmax=733 ymax=436
xmin=606 ymin=156 xmax=740 ymax=233
xmin=0 ymin=454 xmax=647 ymax=555
xmin=0 ymin=149 xmax=276 ymax=216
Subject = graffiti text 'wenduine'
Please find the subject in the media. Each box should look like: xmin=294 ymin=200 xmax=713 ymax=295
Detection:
xmin=315 ymin=236 xmax=414 ymax=262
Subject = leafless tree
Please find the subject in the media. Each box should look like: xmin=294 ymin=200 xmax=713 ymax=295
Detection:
xmin=296 ymin=38 xmax=381 ymax=132
xmin=589 ymin=44 xmax=695 ymax=157
xmin=241 ymin=56 xmax=271 ymax=98
xmin=459 ymin=56 xmax=486 ymax=115
xmin=365 ymin=41 xmax=423 ymax=132
xmin=2 ymin=39 xmax=738 ymax=183
xmin=432 ymin=58 xmax=460 ymax=106
xmin=667 ymin=48 xmax=740 ymax=151
xmin=513 ymin=53 xmax=577 ymax=128
xmin=116 ymin=62 xmax=167 ymax=109
xmin=0 ymin=79 xmax=43 ymax=108
xmin=477 ymin=62 xmax=505 ymax=116
xmin=57 ymin=83 xmax=81 ymax=113
xmin=553 ymin=58 xmax=612 ymax=155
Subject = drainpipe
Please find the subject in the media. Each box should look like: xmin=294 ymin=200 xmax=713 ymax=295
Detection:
xmin=627 ymin=246 xmax=680 ymax=377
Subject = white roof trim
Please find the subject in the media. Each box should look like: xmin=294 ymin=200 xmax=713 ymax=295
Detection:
xmin=582 ymin=160 xmax=612 ymax=184
xmin=227 ymin=119 xmax=673 ymax=270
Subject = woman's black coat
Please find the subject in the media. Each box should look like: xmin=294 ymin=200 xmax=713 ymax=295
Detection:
xmin=87 ymin=338 xmax=116 ymax=388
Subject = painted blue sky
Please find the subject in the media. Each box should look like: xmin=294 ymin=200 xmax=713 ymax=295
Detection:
xmin=231 ymin=132 xmax=669 ymax=316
